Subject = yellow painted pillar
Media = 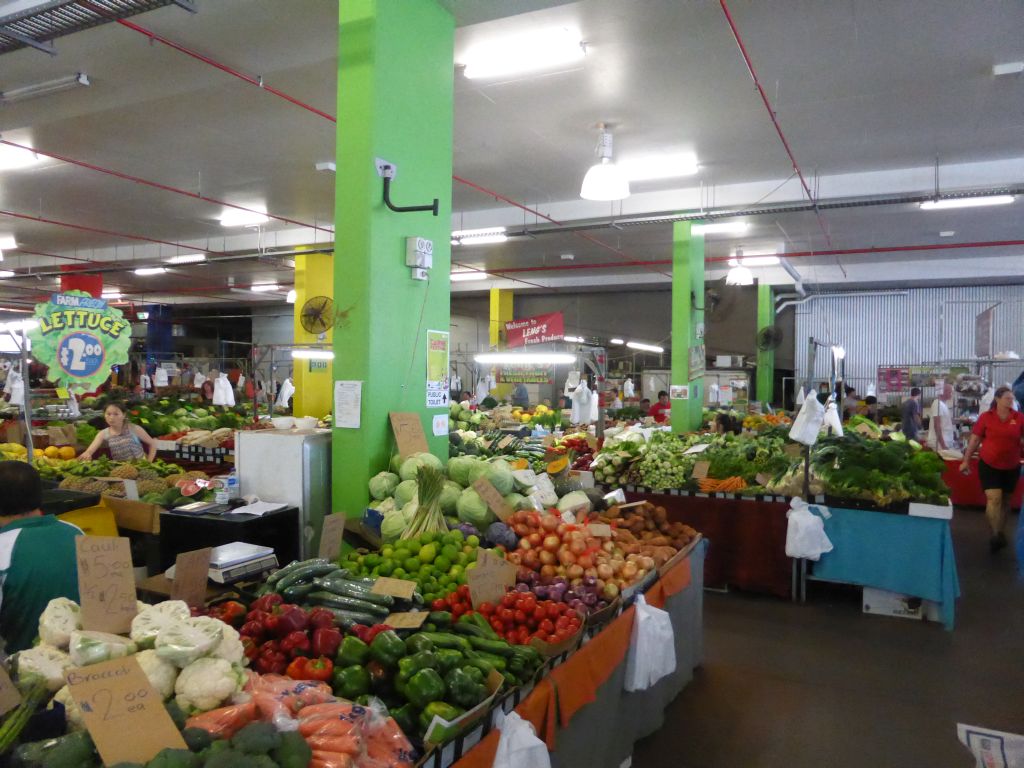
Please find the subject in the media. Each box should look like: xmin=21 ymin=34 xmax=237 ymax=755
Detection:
xmin=292 ymin=250 xmax=334 ymax=417
xmin=489 ymin=288 xmax=514 ymax=400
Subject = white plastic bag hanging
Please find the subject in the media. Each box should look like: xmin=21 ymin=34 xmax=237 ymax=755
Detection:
xmin=570 ymin=380 xmax=592 ymax=424
xmin=822 ymin=399 xmax=844 ymax=437
xmin=492 ymin=711 xmax=551 ymax=768
xmin=624 ymin=594 xmax=676 ymax=692
xmin=785 ymin=497 xmax=833 ymax=560
xmin=795 ymin=387 xmax=806 ymax=406
xmin=193 ymin=371 xmax=206 ymax=390
xmin=140 ymin=373 xmax=152 ymax=391
xmin=788 ymin=394 xmax=826 ymax=446
xmin=212 ymin=373 xmax=235 ymax=406
xmin=153 ymin=367 xmax=169 ymax=387
xmin=275 ymin=377 xmax=295 ymax=409
xmin=5 ymin=370 xmax=25 ymax=408
xmin=623 ymin=377 xmax=635 ymax=399
xmin=237 ymin=375 xmax=245 ymax=391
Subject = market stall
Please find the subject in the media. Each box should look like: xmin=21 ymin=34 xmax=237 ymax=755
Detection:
xmin=941 ymin=456 xmax=1024 ymax=508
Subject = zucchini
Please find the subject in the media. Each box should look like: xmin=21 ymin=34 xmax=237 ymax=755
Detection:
xmin=266 ymin=558 xmax=322 ymax=585
xmin=275 ymin=561 xmax=340 ymax=592
xmin=281 ymin=582 xmax=315 ymax=601
xmin=312 ymin=577 xmax=394 ymax=607
xmin=306 ymin=591 xmax=389 ymax=618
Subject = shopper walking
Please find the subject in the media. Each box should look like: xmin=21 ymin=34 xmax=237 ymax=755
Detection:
xmin=927 ymin=383 xmax=957 ymax=450
xmin=901 ymin=387 xmax=923 ymax=440
xmin=0 ymin=462 xmax=82 ymax=653
xmin=79 ymin=402 xmax=158 ymax=462
xmin=960 ymin=386 xmax=1024 ymax=552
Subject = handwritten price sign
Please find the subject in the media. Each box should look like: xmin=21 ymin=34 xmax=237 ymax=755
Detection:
xmin=76 ymin=537 xmax=137 ymax=634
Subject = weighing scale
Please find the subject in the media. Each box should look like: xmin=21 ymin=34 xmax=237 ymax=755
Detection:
xmin=165 ymin=541 xmax=279 ymax=584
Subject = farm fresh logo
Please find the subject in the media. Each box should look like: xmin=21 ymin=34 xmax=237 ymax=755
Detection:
xmin=27 ymin=290 xmax=132 ymax=392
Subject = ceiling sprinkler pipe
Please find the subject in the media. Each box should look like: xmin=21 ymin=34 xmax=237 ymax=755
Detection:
xmin=775 ymin=289 xmax=908 ymax=314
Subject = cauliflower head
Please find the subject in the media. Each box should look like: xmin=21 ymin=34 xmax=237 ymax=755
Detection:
xmin=209 ymin=623 xmax=246 ymax=666
xmin=174 ymin=657 xmax=245 ymax=714
xmin=50 ymin=685 xmax=86 ymax=730
xmin=13 ymin=645 xmax=72 ymax=692
xmin=130 ymin=600 xmax=190 ymax=649
xmin=135 ymin=649 xmax=179 ymax=700
xmin=38 ymin=598 xmax=81 ymax=650
xmin=155 ymin=616 xmax=223 ymax=668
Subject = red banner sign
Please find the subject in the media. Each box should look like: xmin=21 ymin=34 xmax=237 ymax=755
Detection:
xmin=504 ymin=312 xmax=564 ymax=347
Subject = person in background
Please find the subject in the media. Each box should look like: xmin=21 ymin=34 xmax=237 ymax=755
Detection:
xmin=79 ymin=402 xmax=158 ymax=461
xmin=640 ymin=397 xmax=651 ymax=413
xmin=649 ymin=390 xmax=671 ymax=423
xmin=863 ymin=395 xmax=879 ymax=422
xmin=927 ymin=383 xmax=957 ymax=451
xmin=714 ymin=412 xmax=741 ymax=435
xmin=842 ymin=385 xmax=860 ymax=419
xmin=901 ymin=387 xmax=923 ymax=440
xmin=960 ymin=386 xmax=1024 ymax=552
xmin=460 ymin=390 xmax=472 ymax=404
xmin=609 ymin=388 xmax=623 ymax=410
xmin=511 ymin=382 xmax=529 ymax=408
xmin=817 ymin=382 xmax=831 ymax=405
xmin=0 ymin=462 xmax=82 ymax=653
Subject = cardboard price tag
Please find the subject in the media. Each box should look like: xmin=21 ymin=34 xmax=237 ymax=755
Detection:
xmin=755 ymin=473 xmax=771 ymax=487
xmin=384 ymin=611 xmax=428 ymax=629
xmin=467 ymin=549 xmax=516 ymax=608
xmin=497 ymin=435 xmax=516 ymax=450
xmin=472 ymin=477 xmax=514 ymax=522
xmin=76 ymin=537 xmax=137 ymax=634
xmin=0 ymin=666 xmax=22 ymax=717
xmin=389 ymin=412 xmax=430 ymax=459
xmin=318 ymin=513 xmax=347 ymax=560
xmin=587 ymin=522 xmax=613 ymax=537
xmin=371 ymin=577 xmax=418 ymax=600
xmin=170 ymin=547 xmax=211 ymax=608
xmin=66 ymin=656 xmax=187 ymax=766
xmin=542 ymin=434 xmax=556 ymax=447
xmin=691 ymin=461 xmax=710 ymax=480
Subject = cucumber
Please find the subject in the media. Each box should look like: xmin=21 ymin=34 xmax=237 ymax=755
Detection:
xmin=306 ymin=591 xmax=389 ymax=618
xmin=266 ymin=558 xmax=328 ymax=585
xmin=304 ymin=606 xmax=381 ymax=629
xmin=312 ymin=577 xmax=394 ymax=607
xmin=276 ymin=561 xmax=340 ymax=592
xmin=281 ymin=582 xmax=315 ymax=601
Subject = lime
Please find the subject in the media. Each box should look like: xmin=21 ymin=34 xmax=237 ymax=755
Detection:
xmin=356 ymin=554 xmax=366 ymax=565
xmin=438 ymin=575 xmax=452 ymax=587
xmin=392 ymin=568 xmax=407 ymax=580
xmin=441 ymin=533 xmax=456 ymax=547
xmin=449 ymin=564 xmax=464 ymax=580
xmin=456 ymin=571 xmax=469 ymax=585
xmin=434 ymin=555 xmax=452 ymax=573
xmin=403 ymin=557 xmax=422 ymax=573
xmin=449 ymin=529 xmax=465 ymax=543
xmin=405 ymin=536 xmax=421 ymax=550
xmin=456 ymin=552 xmax=468 ymax=566
xmin=377 ymin=560 xmax=395 ymax=577
xmin=421 ymin=531 xmax=438 ymax=544
xmin=364 ymin=553 xmax=381 ymax=568
xmin=418 ymin=543 xmax=438 ymax=564
xmin=393 ymin=547 xmax=411 ymax=563
xmin=441 ymin=544 xmax=459 ymax=561
xmin=381 ymin=546 xmax=395 ymax=559
xmin=466 ymin=548 xmax=478 ymax=563
xmin=370 ymin=567 xmax=380 ymax=577
xmin=466 ymin=535 xmax=480 ymax=548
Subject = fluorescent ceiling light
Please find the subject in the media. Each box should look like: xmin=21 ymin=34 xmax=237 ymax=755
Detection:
xmin=166 ymin=253 xmax=206 ymax=264
xmin=727 ymin=255 xmax=781 ymax=267
xmin=563 ymin=336 xmax=584 ymax=343
xmin=0 ymin=143 xmax=44 ymax=171
xmin=621 ymin=153 xmax=699 ymax=182
xmin=452 ymin=227 xmax=506 ymax=238
xmin=475 ymin=352 xmax=576 ymax=365
xmin=291 ymin=349 xmax=335 ymax=360
xmin=939 ymin=230 xmax=956 ymax=237
xmin=0 ymin=319 xmax=38 ymax=332
xmin=626 ymin=341 xmax=664 ymax=353
xmin=0 ymin=270 xmax=14 ymax=278
xmin=560 ymin=253 xmax=575 ymax=260
xmin=0 ymin=250 xmax=3 ymax=262
xmin=0 ymin=73 xmax=89 ymax=105
xmin=580 ymin=126 xmax=629 ymax=201
xmin=725 ymin=265 xmax=754 ymax=286
xmin=992 ymin=62 xmax=1024 ymax=76
xmin=134 ymin=267 xmax=167 ymax=276
xmin=831 ymin=345 xmax=846 ymax=361
xmin=461 ymin=27 xmax=584 ymax=80
xmin=219 ymin=207 xmax=269 ymax=227
xmin=451 ymin=227 xmax=507 ymax=246
xmin=250 ymin=283 xmax=280 ymax=292
xmin=286 ymin=289 xmax=297 ymax=304
xmin=315 ymin=161 xmax=336 ymax=173
xmin=692 ymin=221 xmax=749 ymax=236
xmin=0 ymin=236 xmax=17 ymax=250
xmin=609 ymin=338 xmax=625 ymax=345
xmin=919 ymin=195 xmax=1015 ymax=210
xmin=101 ymin=291 xmax=122 ymax=300
xmin=450 ymin=271 xmax=489 ymax=282
xmin=452 ymin=234 xmax=507 ymax=246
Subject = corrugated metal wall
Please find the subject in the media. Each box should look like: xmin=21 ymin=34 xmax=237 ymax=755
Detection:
xmin=795 ymin=285 xmax=1024 ymax=385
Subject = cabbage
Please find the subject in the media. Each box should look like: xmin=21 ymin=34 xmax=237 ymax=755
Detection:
xmin=389 ymin=454 xmax=403 ymax=474
xmin=485 ymin=522 xmax=519 ymax=550
xmin=369 ymin=497 xmax=396 ymax=515
xmin=447 ymin=456 xmax=479 ymax=486
xmin=401 ymin=500 xmax=418 ymax=522
xmin=394 ymin=479 xmax=418 ymax=508
xmin=440 ymin=481 xmax=462 ymax=514
xmin=381 ymin=509 xmax=407 ymax=542
xmin=556 ymin=490 xmax=592 ymax=514
xmin=503 ymin=492 xmax=530 ymax=511
xmin=485 ymin=459 xmax=514 ymax=495
xmin=368 ymin=471 xmax=400 ymax=500
xmin=399 ymin=456 xmax=425 ymax=482
xmin=456 ymin=487 xmax=495 ymax=530
xmin=466 ymin=461 xmax=490 ymax=486
xmin=414 ymin=452 xmax=444 ymax=472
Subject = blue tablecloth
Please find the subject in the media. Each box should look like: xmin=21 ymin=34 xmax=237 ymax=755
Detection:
xmin=809 ymin=506 xmax=961 ymax=630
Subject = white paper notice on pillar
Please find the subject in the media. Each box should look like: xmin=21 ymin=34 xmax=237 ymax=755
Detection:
xmin=432 ymin=414 xmax=449 ymax=437
xmin=426 ymin=329 xmax=450 ymax=408
xmin=334 ymin=380 xmax=362 ymax=429
xmin=670 ymin=385 xmax=689 ymax=400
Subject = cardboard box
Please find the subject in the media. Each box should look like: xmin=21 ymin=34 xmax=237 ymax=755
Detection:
xmin=862 ymin=587 xmax=940 ymax=622
xmin=103 ymin=497 xmax=162 ymax=534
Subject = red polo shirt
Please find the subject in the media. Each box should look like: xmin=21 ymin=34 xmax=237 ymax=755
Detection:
xmin=972 ymin=409 xmax=1024 ymax=470
xmin=649 ymin=401 xmax=671 ymax=423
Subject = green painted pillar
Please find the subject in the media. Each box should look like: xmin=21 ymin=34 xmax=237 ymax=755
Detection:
xmin=670 ymin=221 xmax=705 ymax=432
xmin=332 ymin=0 xmax=454 ymax=518
xmin=756 ymin=282 xmax=775 ymax=405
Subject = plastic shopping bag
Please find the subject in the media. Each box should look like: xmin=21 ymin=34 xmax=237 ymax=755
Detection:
xmin=493 ymin=711 xmax=551 ymax=768
xmin=275 ymin=377 xmax=295 ymax=409
xmin=785 ymin=498 xmax=834 ymax=560
xmin=822 ymin=399 xmax=844 ymax=437
xmin=212 ymin=373 xmax=236 ymax=406
xmin=788 ymin=394 xmax=825 ymax=446
xmin=624 ymin=594 xmax=676 ymax=692
xmin=795 ymin=387 xmax=806 ymax=406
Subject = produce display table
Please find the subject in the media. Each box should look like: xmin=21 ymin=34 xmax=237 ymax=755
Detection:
xmin=624 ymin=489 xmax=792 ymax=598
xmin=941 ymin=457 xmax=1024 ymax=508
xmin=444 ymin=540 xmax=706 ymax=768
xmin=807 ymin=505 xmax=960 ymax=629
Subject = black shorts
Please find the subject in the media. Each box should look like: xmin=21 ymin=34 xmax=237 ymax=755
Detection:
xmin=978 ymin=459 xmax=1021 ymax=494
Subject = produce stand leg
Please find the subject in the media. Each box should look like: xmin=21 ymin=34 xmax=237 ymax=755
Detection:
xmin=19 ymin=326 xmax=33 ymax=456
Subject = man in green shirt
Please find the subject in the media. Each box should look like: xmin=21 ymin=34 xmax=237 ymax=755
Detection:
xmin=0 ymin=461 xmax=82 ymax=653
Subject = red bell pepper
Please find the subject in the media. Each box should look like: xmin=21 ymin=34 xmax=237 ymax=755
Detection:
xmin=266 ymin=604 xmax=308 ymax=638
xmin=241 ymin=636 xmax=260 ymax=661
xmin=251 ymin=593 xmax=284 ymax=613
xmin=245 ymin=609 xmax=271 ymax=626
xmin=255 ymin=641 xmax=288 ymax=675
xmin=285 ymin=656 xmax=333 ymax=681
xmin=307 ymin=607 xmax=336 ymax=630
xmin=209 ymin=600 xmax=247 ymax=627
xmin=239 ymin=620 xmax=266 ymax=639
xmin=280 ymin=630 xmax=311 ymax=658
xmin=351 ymin=624 xmax=370 ymax=643
xmin=363 ymin=624 xmax=393 ymax=644
xmin=311 ymin=627 xmax=342 ymax=659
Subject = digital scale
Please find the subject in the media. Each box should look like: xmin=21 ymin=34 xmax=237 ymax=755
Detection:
xmin=165 ymin=541 xmax=279 ymax=584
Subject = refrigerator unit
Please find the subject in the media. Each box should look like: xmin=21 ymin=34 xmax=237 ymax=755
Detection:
xmin=235 ymin=429 xmax=332 ymax=559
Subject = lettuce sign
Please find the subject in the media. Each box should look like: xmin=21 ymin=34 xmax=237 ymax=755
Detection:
xmin=26 ymin=291 xmax=132 ymax=392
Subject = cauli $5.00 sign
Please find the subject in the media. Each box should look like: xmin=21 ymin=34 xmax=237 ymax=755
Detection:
xmin=26 ymin=291 xmax=131 ymax=393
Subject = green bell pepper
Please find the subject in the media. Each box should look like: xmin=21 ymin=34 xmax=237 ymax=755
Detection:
xmin=369 ymin=630 xmax=406 ymax=668
xmin=406 ymin=668 xmax=446 ymax=709
xmin=434 ymin=648 xmax=464 ymax=676
xmin=397 ymin=650 xmax=438 ymax=683
xmin=419 ymin=701 xmax=464 ymax=742
xmin=336 ymin=636 xmax=371 ymax=667
xmin=404 ymin=634 xmax=435 ymax=655
xmin=390 ymin=703 xmax=418 ymax=740
xmin=331 ymin=664 xmax=371 ymax=700
xmin=444 ymin=667 xmax=487 ymax=709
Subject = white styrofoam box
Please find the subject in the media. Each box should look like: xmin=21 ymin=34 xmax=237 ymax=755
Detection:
xmin=908 ymin=502 xmax=953 ymax=520
xmin=862 ymin=587 xmax=940 ymax=621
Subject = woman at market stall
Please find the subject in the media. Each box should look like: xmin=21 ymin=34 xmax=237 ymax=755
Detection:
xmin=78 ymin=401 xmax=158 ymax=462
xmin=927 ymin=382 xmax=957 ymax=451
xmin=959 ymin=386 xmax=1024 ymax=552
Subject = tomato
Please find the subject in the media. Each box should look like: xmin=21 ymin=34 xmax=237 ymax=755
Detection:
xmin=568 ymin=617 xmax=581 ymax=632
xmin=554 ymin=616 xmax=570 ymax=631
xmin=526 ymin=617 xmax=537 ymax=630
xmin=501 ymin=593 xmax=517 ymax=609
xmin=490 ymin=617 xmax=505 ymax=633
xmin=520 ymin=596 xmax=537 ymax=614
xmin=544 ymin=603 xmax=559 ymax=619
xmin=430 ymin=598 xmax=447 ymax=611
xmin=531 ymin=605 xmax=546 ymax=622
xmin=457 ymin=584 xmax=471 ymax=600
xmin=516 ymin=627 xmax=530 ymax=644
xmin=513 ymin=610 xmax=527 ymax=625
xmin=539 ymin=619 xmax=554 ymax=634
xmin=498 ymin=608 xmax=515 ymax=624
xmin=554 ymin=628 xmax=572 ymax=643
xmin=479 ymin=602 xmax=495 ymax=616
xmin=545 ymin=633 xmax=559 ymax=643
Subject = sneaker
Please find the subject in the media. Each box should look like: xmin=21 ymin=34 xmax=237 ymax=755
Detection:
xmin=989 ymin=532 xmax=1008 ymax=553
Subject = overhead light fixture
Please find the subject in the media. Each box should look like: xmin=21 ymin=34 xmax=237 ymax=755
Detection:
xmin=286 ymin=289 xmax=297 ymax=303
xmin=0 ymin=73 xmax=89 ymax=105
xmin=0 ymin=270 xmax=14 ymax=278
xmin=939 ymin=230 xmax=956 ymax=238
xmin=219 ymin=207 xmax=269 ymax=227
xmin=166 ymin=253 xmax=206 ymax=264
xmin=0 ymin=236 xmax=17 ymax=250
xmin=0 ymin=143 xmax=44 ymax=171
xmin=0 ymin=319 xmax=37 ymax=332
xmin=461 ymin=27 xmax=584 ymax=80
xmin=621 ymin=152 xmax=700 ymax=182
xmin=134 ymin=267 xmax=166 ymax=276
xmin=291 ymin=349 xmax=335 ymax=360
xmin=560 ymin=253 xmax=575 ymax=261
xmin=727 ymin=249 xmax=781 ymax=267
xmin=725 ymin=265 xmax=754 ymax=286
xmin=450 ymin=271 xmax=490 ymax=282
xmin=692 ymin=221 xmax=749 ymax=236
xmin=474 ymin=352 xmax=576 ymax=365
xmin=992 ymin=62 xmax=1024 ymax=77
xmin=580 ymin=124 xmax=630 ymax=201
xmin=626 ymin=341 xmax=664 ymax=353
xmin=919 ymin=195 xmax=1015 ymax=210
xmin=0 ymin=250 xmax=3 ymax=262
xmin=101 ymin=291 xmax=122 ymax=300
xmin=609 ymin=338 xmax=625 ymax=345
xmin=250 ymin=283 xmax=280 ymax=292
xmin=451 ymin=227 xmax=507 ymax=246
xmin=563 ymin=336 xmax=584 ymax=343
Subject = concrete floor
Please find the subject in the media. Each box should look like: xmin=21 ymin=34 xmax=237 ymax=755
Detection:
xmin=633 ymin=509 xmax=1024 ymax=768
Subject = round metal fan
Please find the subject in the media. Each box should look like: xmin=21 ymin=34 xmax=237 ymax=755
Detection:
xmin=300 ymin=296 xmax=336 ymax=335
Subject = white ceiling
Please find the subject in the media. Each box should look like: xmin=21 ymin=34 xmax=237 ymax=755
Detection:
xmin=0 ymin=0 xmax=1022 ymax=312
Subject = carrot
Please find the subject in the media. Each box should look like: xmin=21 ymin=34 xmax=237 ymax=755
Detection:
xmin=299 ymin=702 xmax=359 ymax=718
xmin=305 ymin=733 xmax=363 ymax=755
xmin=299 ymin=717 xmax=361 ymax=739
xmin=310 ymin=750 xmax=358 ymax=768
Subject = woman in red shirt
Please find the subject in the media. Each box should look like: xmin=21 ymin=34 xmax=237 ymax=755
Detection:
xmin=960 ymin=386 xmax=1024 ymax=552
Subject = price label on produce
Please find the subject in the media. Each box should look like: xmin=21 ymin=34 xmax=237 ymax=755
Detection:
xmin=691 ymin=461 xmax=710 ymax=480
xmin=372 ymin=577 xmax=418 ymax=600
xmin=497 ymin=435 xmax=516 ymax=450
xmin=587 ymin=523 xmax=613 ymax=537
xmin=472 ymin=477 xmax=514 ymax=522
xmin=0 ymin=666 xmax=22 ymax=717
xmin=389 ymin=412 xmax=430 ymax=459
xmin=467 ymin=549 xmax=516 ymax=608
xmin=383 ymin=611 xmax=428 ymax=629
xmin=170 ymin=547 xmax=211 ymax=608
xmin=318 ymin=514 xmax=348 ymax=560
xmin=66 ymin=656 xmax=186 ymax=766
xmin=76 ymin=536 xmax=137 ymax=634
